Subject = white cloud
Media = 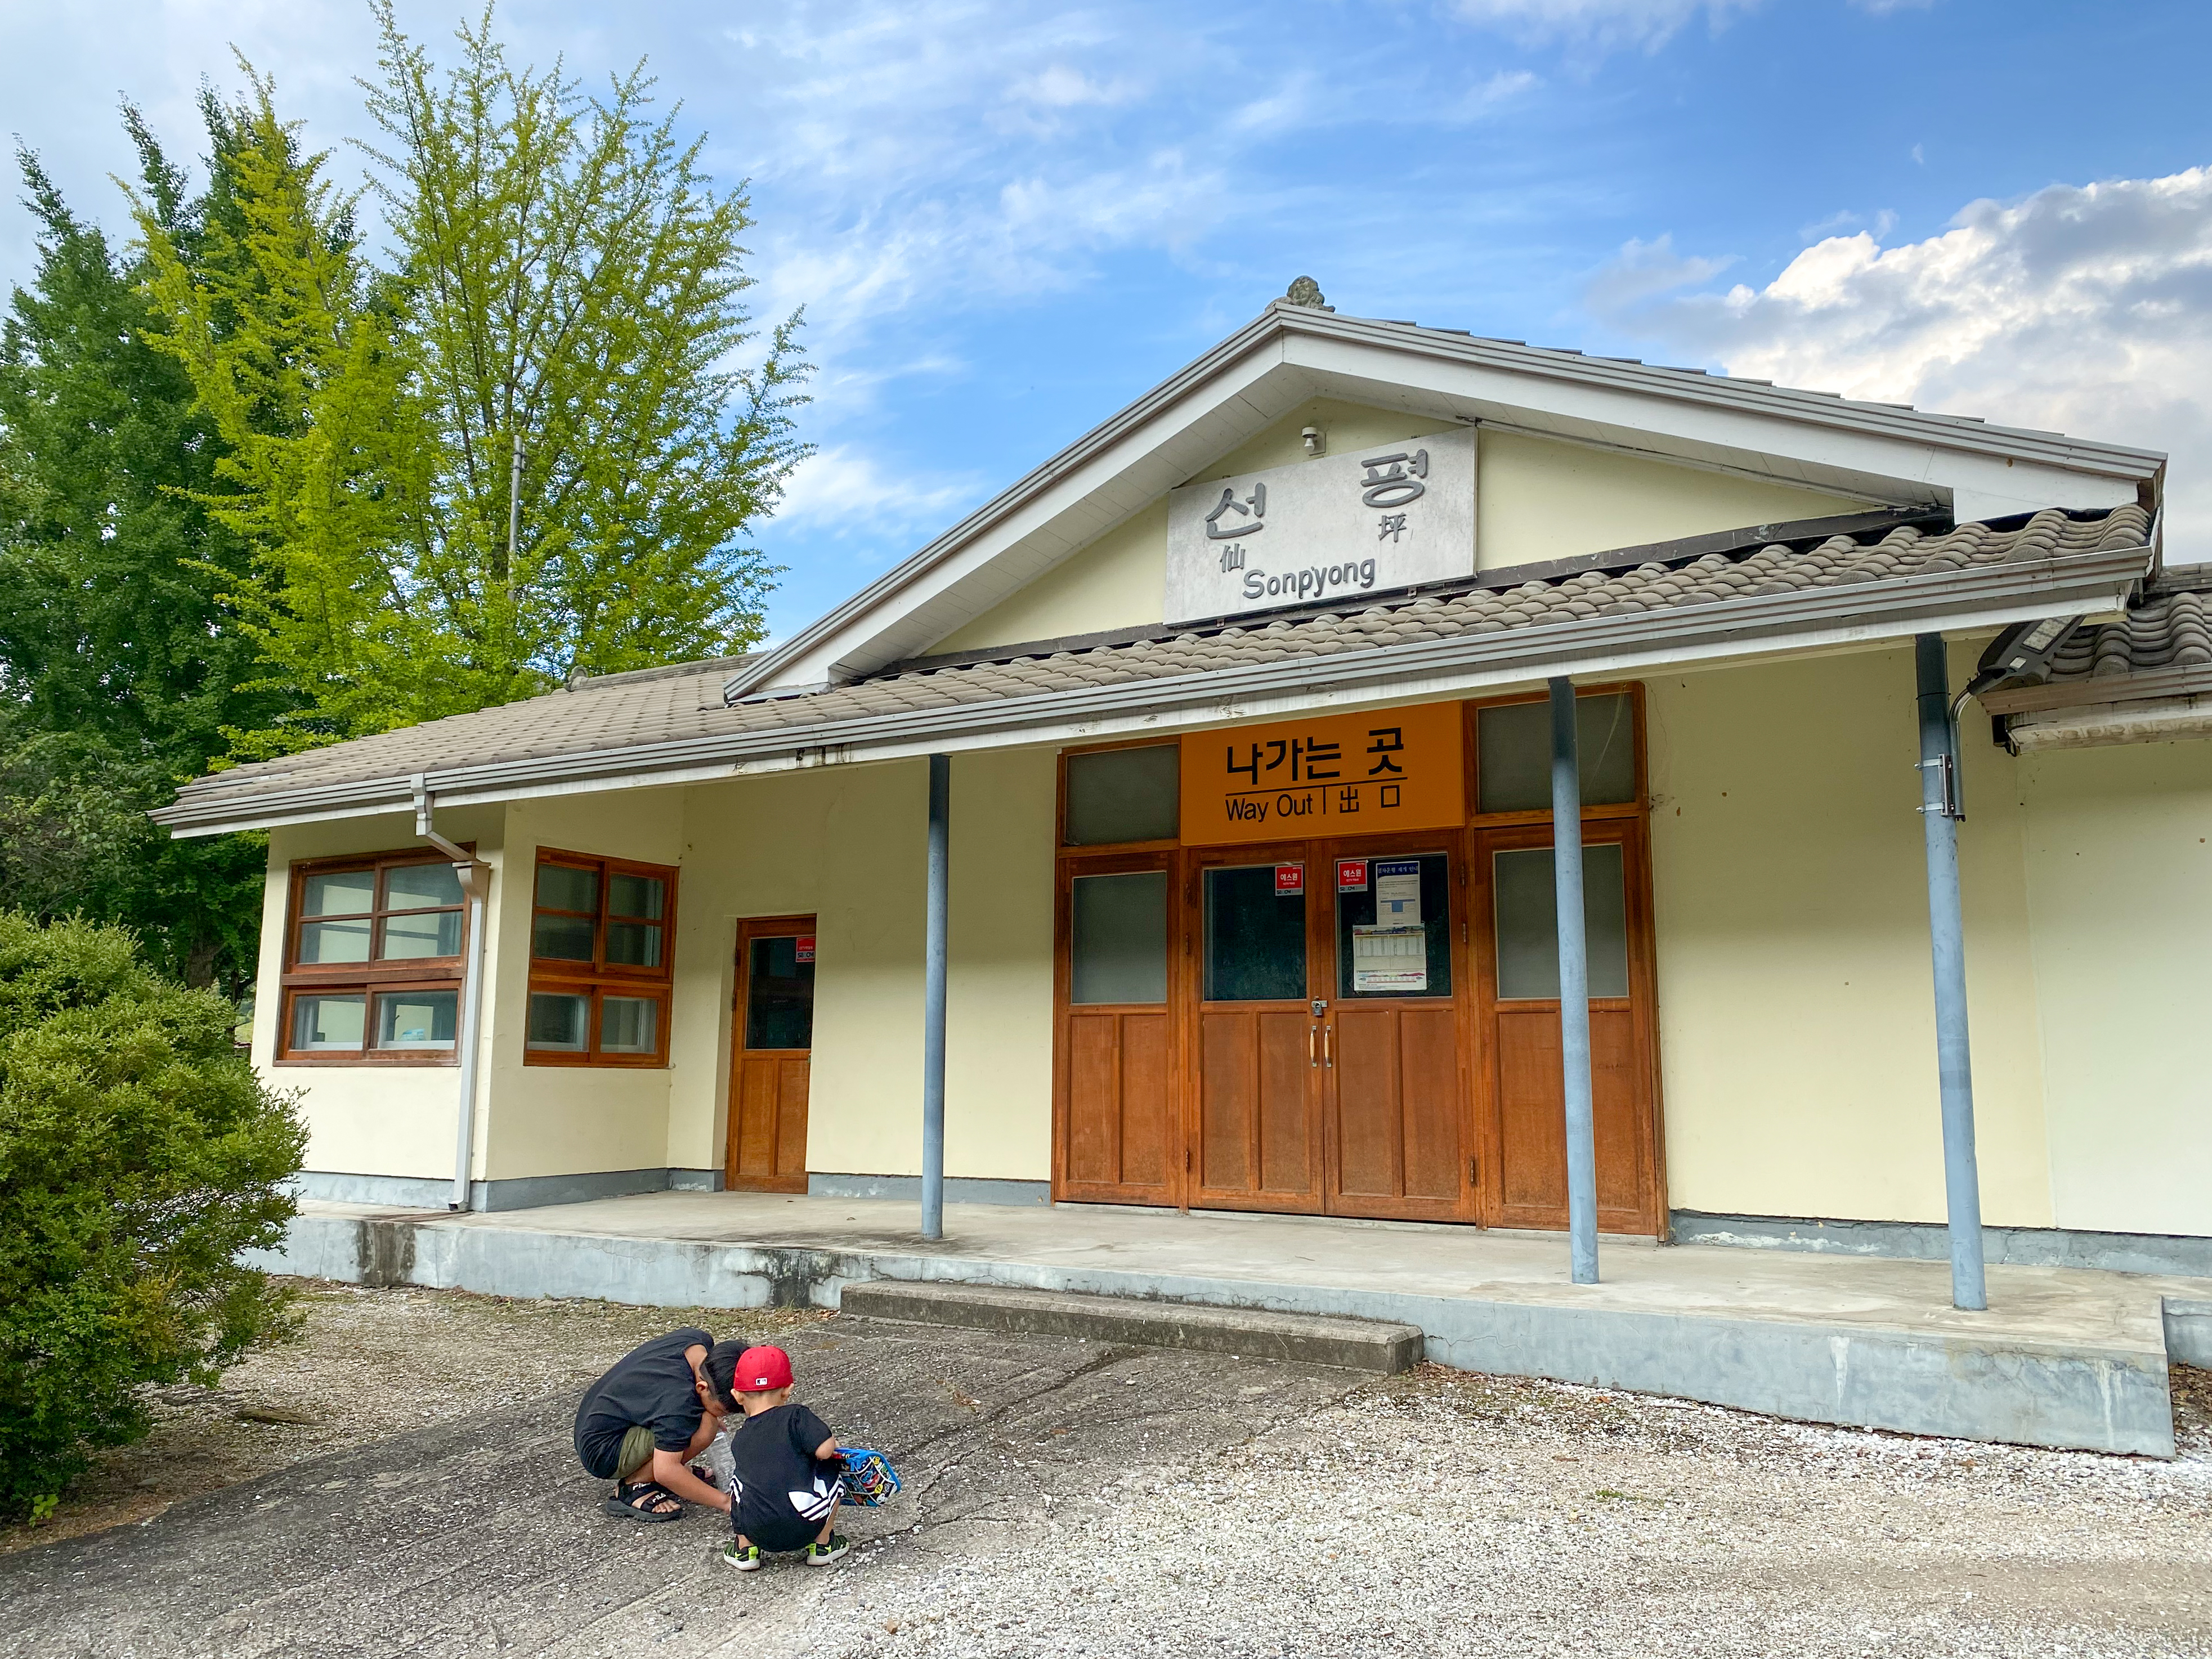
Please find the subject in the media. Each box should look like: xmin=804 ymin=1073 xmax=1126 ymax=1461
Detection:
xmin=772 ymin=444 xmax=988 ymax=544
xmin=1444 ymin=0 xmax=1761 ymax=52
xmin=1593 ymin=168 xmax=2212 ymax=557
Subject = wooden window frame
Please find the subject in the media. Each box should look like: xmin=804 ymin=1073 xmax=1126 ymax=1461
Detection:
xmin=1463 ymin=681 xmax=1647 ymax=828
xmin=1056 ymin=735 xmax=1184 ymax=854
xmin=275 ymin=849 xmax=473 ymax=1067
xmin=525 ymin=847 xmax=679 ymax=1068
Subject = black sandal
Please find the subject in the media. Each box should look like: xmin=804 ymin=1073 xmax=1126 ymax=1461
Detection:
xmin=605 ymin=1480 xmax=683 ymax=1522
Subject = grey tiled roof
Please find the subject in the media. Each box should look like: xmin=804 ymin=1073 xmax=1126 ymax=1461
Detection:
xmin=169 ymin=505 xmax=2153 ymax=813
xmin=2043 ymin=577 xmax=2212 ymax=681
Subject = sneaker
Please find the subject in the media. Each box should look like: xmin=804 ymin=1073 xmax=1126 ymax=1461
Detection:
xmin=720 ymin=1540 xmax=763 ymax=1572
xmin=804 ymin=1532 xmax=852 ymax=1566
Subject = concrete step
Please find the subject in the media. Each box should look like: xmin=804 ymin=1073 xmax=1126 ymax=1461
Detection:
xmin=838 ymin=1280 xmax=1425 ymax=1373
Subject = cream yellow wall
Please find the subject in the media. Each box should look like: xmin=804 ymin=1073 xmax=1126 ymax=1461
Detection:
xmin=665 ymin=752 xmax=1058 ymax=1184
xmin=259 ymin=808 xmax=505 ymax=1180
xmin=2018 ymin=739 xmax=2212 ymax=1237
xmin=482 ymin=791 xmax=684 ymax=1180
xmin=1480 ymin=431 xmax=1869 ymax=572
xmin=1645 ymin=643 xmax=2054 ymax=1227
xmin=933 ymin=504 xmax=1167 ymax=653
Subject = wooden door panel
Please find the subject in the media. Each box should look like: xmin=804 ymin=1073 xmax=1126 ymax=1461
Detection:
xmin=1198 ymin=1011 xmax=1254 ymax=1194
xmin=1591 ymin=1010 xmax=1643 ymax=1220
xmin=1333 ymin=1008 xmax=1402 ymax=1199
xmin=1399 ymin=1006 xmax=1462 ymax=1203
xmin=775 ymin=1057 xmax=811 ymax=1181
xmin=1197 ymin=1008 xmax=1317 ymax=1205
xmin=1062 ymin=1010 xmax=1172 ymax=1199
xmin=1256 ymin=1009 xmax=1315 ymax=1195
xmin=1492 ymin=1006 xmax=1646 ymax=1230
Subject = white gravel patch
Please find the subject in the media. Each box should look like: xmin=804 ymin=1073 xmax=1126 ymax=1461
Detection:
xmin=794 ymin=1366 xmax=2212 ymax=1659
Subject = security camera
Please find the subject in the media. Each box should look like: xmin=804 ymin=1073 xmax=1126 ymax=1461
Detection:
xmin=1301 ymin=425 xmax=1324 ymax=456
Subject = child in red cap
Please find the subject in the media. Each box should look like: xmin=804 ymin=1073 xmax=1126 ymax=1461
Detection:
xmin=703 ymin=1343 xmax=850 ymax=1570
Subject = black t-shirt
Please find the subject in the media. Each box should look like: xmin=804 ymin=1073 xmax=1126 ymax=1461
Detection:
xmin=572 ymin=1326 xmax=713 ymax=1479
xmin=728 ymin=1402 xmax=839 ymax=1537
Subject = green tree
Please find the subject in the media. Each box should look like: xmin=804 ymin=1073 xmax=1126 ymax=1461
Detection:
xmin=0 ymin=110 xmax=289 ymax=988
xmin=138 ymin=11 xmax=811 ymax=751
xmin=0 ymin=912 xmax=304 ymax=1522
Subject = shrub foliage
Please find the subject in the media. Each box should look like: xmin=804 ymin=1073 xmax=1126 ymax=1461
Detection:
xmin=0 ymin=913 xmax=304 ymax=1519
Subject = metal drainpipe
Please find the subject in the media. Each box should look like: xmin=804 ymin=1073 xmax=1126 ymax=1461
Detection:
xmin=1548 ymin=678 xmax=1600 ymax=1285
xmin=1914 ymin=635 xmax=1989 ymax=1311
xmin=414 ymin=777 xmax=491 ymax=1213
xmin=920 ymin=755 xmax=951 ymax=1240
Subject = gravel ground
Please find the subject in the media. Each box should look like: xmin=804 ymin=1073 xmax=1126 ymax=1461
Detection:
xmin=0 ymin=1282 xmax=825 ymax=1554
xmin=4 ymin=1281 xmax=2208 ymax=1658
xmin=818 ymin=1362 xmax=2212 ymax=1658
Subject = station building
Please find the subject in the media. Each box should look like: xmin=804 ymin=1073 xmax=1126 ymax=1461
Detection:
xmin=159 ymin=292 xmax=2212 ymax=1278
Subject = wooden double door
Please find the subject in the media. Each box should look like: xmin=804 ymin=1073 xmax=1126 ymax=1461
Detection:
xmin=1054 ymin=824 xmax=1662 ymax=1232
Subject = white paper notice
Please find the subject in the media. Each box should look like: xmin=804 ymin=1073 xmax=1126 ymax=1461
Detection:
xmin=1352 ymin=925 xmax=1428 ymax=992
xmin=1373 ymin=862 xmax=1422 ymax=926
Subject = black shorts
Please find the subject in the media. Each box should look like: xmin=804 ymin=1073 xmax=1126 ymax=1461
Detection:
xmin=735 ymin=1510 xmax=825 ymax=1553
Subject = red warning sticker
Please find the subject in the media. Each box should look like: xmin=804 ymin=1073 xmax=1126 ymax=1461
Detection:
xmin=1274 ymin=863 xmax=1305 ymax=895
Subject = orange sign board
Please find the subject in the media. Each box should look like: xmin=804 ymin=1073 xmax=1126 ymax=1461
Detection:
xmin=1179 ymin=702 xmax=1465 ymax=847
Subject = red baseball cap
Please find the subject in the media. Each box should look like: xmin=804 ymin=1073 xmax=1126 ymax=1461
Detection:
xmin=732 ymin=1344 xmax=794 ymax=1393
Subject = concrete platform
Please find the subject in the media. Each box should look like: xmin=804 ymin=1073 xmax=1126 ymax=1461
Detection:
xmin=841 ymin=1279 xmax=1425 ymax=1372
xmin=252 ymin=1190 xmax=2212 ymax=1458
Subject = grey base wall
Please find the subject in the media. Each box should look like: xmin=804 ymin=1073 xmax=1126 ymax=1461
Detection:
xmin=808 ymin=1172 xmax=1050 ymax=1206
xmin=294 ymin=1167 xmax=725 ymax=1214
xmin=251 ymin=1207 xmax=2182 ymax=1457
xmin=1673 ymin=1210 xmax=2212 ymax=1280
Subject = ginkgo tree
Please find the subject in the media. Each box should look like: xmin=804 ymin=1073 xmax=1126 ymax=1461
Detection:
xmin=136 ymin=5 xmax=809 ymax=756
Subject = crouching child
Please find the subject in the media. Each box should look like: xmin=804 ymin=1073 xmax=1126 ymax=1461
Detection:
xmin=706 ymin=1344 xmax=850 ymax=1570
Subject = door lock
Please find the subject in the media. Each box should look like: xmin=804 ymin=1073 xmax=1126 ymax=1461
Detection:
xmin=1310 ymin=998 xmax=1328 ymax=1016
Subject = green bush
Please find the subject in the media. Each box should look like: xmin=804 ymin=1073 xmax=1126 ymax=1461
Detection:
xmin=0 ymin=912 xmax=305 ymax=1519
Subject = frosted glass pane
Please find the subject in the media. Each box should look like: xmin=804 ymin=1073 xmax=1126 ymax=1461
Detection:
xmin=290 ymin=994 xmax=364 ymax=1050
xmin=302 ymin=870 xmax=375 ymax=917
xmin=384 ymin=863 xmax=463 ymax=909
xmin=1493 ymin=843 xmax=1629 ymax=1000
xmin=1064 ymin=746 xmax=1179 ymax=846
xmin=1071 ymin=872 xmax=1167 ymax=1005
xmin=298 ymin=918 xmax=372 ymax=963
xmin=376 ymin=990 xmax=456 ymax=1048
xmin=1203 ymin=866 xmax=1306 ymax=1002
xmin=601 ymin=996 xmax=659 ymax=1055
xmin=380 ymin=908 xmax=461 ymax=959
xmin=1477 ymin=694 xmax=1636 ymax=813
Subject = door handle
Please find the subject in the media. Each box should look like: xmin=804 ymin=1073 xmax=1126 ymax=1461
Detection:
xmin=1309 ymin=1024 xmax=1318 ymax=1068
xmin=1323 ymin=1024 xmax=1333 ymax=1068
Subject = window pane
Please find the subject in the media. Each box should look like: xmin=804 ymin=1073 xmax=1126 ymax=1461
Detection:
xmin=302 ymin=870 xmax=375 ymax=917
xmin=526 ymin=992 xmax=590 ymax=1051
xmin=1336 ymin=854 xmax=1452 ymax=999
xmin=601 ymin=995 xmax=659 ymax=1055
xmin=375 ymin=990 xmax=457 ymax=1049
xmin=1203 ymin=865 xmax=1306 ymax=1002
xmin=298 ymin=918 xmax=372 ymax=964
xmin=608 ymin=873 xmax=665 ymax=920
xmin=1071 ymin=872 xmax=1168 ymax=1005
xmin=535 ymin=864 xmax=599 ymax=913
xmin=384 ymin=863 xmax=464 ymax=909
xmin=1476 ymin=694 xmax=1636 ymax=813
xmin=1493 ymin=842 xmax=1629 ymax=1000
xmin=1064 ymin=745 xmax=1179 ymax=846
xmin=745 ymin=936 xmax=816 ymax=1050
xmin=606 ymin=920 xmax=663 ymax=967
xmin=290 ymin=994 xmax=365 ymax=1050
xmin=533 ymin=913 xmax=596 ymax=961
xmin=380 ymin=908 xmax=462 ymax=959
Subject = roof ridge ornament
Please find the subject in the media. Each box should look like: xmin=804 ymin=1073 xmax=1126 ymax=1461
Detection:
xmin=1284 ymin=276 xmax=1332 ymax=312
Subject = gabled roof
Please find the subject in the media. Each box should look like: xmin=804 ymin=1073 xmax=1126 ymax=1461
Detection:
xmin=154 ymin=504 xmax=2154 ymax=837
xmin=726 ymin=300 xmax=2165 ymax=702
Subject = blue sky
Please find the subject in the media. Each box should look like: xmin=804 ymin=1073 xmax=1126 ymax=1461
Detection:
xmin=7 ymin=0 xmax=2211 ymax=637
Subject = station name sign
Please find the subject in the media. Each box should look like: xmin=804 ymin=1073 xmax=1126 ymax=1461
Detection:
xmin=1179 ymin=702 xmax=1466 ymax=848
xmin=1164 ymin=427 xmax=1475 ymax=626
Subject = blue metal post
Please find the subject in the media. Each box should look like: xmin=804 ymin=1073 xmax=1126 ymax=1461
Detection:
xmin=921 ymin=754 xmax=950 ymax=1241
xmin=1549 ymin=678 xmax=1599 ymax=1285
xmin=1915 ymin=635 xmax=1988 ymax=1311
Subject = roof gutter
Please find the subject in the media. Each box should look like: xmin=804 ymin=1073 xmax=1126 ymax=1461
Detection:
xmin=156 ymin=544 xmax=2150 ymax=837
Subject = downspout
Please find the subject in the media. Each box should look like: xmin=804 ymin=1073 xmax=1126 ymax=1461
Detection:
xmin=920 ymin=754 xmax=950 ymax=1241
xmin=1548 ymin=679 xmax=1600 ymax=1285
xmin=414 ymin=775 xmax=491 ymax=1213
